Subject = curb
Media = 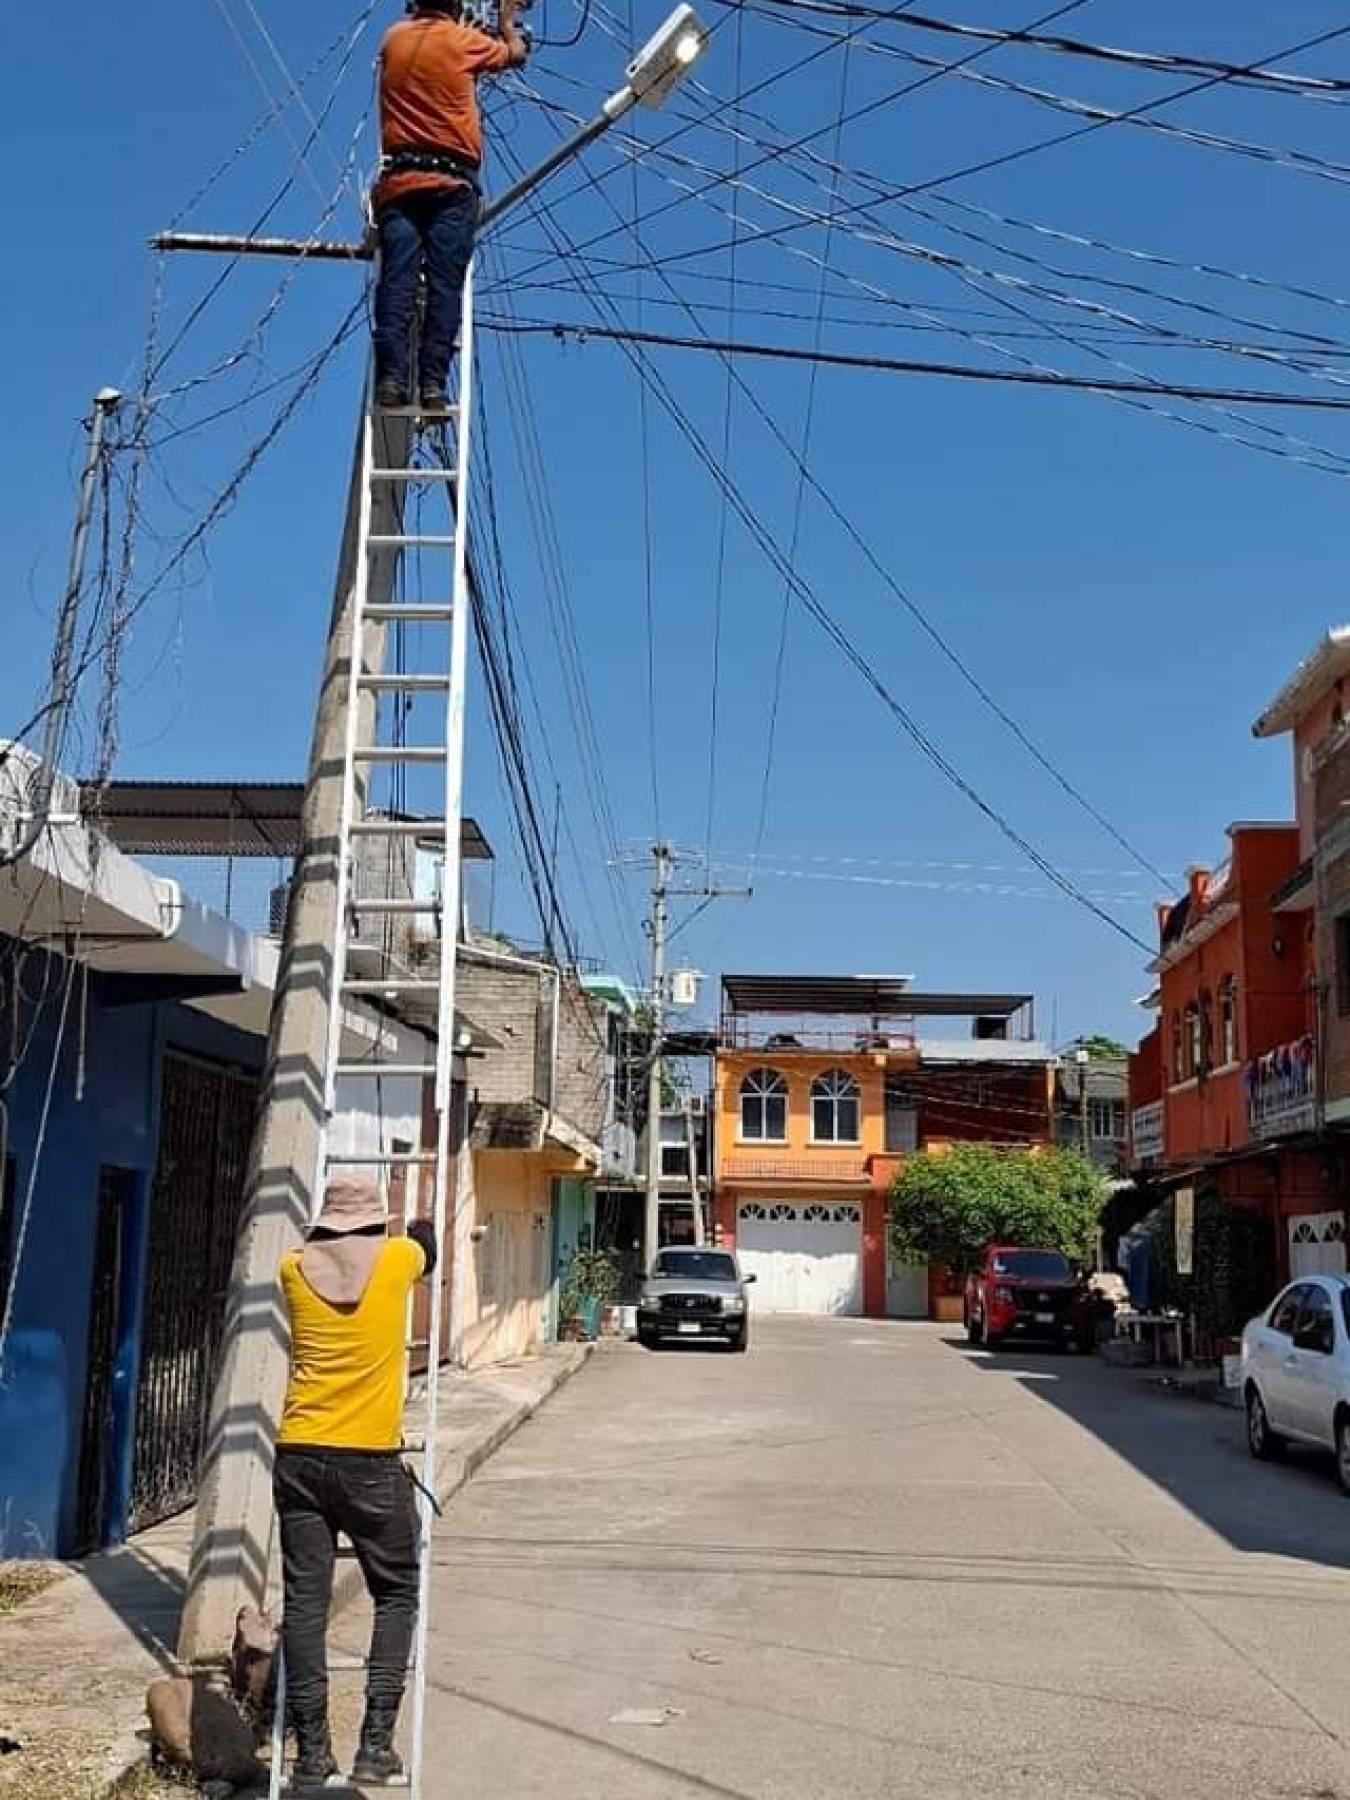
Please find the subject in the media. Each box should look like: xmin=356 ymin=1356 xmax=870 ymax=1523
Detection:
xmin=329 ymin=1343 xmax=592 ymax=1614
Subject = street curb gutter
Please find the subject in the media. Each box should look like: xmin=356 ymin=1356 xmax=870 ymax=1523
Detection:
xmin=328 ymin=1343 xmax=594 ymax=1615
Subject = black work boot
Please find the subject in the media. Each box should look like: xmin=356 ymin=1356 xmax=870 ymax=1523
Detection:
xmin=375 ymin=377 xmax=409 ymax=410
xmin=352 ymin=1699 xmax=405 ymax=1784
xmin=418 ymin=387 xmax=451 ymax=419
xmin=291 ymin=1710 xmax=339 ymax=1790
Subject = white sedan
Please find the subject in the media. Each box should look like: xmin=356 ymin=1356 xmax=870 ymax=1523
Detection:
xmin=1242 ymin=1275 xmax=1350 ymax=1492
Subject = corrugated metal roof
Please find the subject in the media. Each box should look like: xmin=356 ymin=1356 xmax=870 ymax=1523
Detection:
xmin=722 ymin=974 xmax=1029 ymax=1017
xmin=914 ymin=1038 xmax=1054 ymax=1065
xmin=83 ymin=779 xmax=493 ymax=861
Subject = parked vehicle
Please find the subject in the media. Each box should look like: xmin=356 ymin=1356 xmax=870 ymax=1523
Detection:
xmin=963 ymin=1245 xmax=1092 ymax=1351
xmin=637 ymin=1246 xmax=755 ymax=1352
xmin=1242 ymin=1275 xmax=1350 ymax=1493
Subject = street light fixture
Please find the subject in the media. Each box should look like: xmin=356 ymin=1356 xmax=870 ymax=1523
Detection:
xmin=479 ymin=1 xmax=709 ymax=229
xmin=623 ymin=3 xmax=708 ymax=109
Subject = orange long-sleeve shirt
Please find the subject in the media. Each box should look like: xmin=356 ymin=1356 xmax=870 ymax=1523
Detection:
xmin=373 ymin=15 xmax=513 ymax=211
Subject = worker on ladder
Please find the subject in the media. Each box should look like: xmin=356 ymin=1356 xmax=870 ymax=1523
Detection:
xmin=373 ymin=0 xmax=530 ymax=416
xmin=273 ymin=1174 xmax=437 ymax=1790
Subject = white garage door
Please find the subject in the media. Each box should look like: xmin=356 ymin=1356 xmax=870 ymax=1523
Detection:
xmin=736 ymin=1202 xmax=864 ymax=1316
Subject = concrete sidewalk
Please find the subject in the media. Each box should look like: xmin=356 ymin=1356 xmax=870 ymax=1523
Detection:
xmin=0 ymin=1344 xmax=591 ymax=1800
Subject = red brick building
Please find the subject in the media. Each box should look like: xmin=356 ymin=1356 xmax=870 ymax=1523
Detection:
xmin=1127 ymin=628 xmax=1350 ymax=1287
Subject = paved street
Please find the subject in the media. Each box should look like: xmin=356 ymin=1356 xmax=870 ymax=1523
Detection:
xmin=409 ymin=1321 xmax=1350 ymax=1799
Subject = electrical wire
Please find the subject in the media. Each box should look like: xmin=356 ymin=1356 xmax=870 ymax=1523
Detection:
xmin=487 ymin=133 xmax=1156 ymax=955
xmin=741 ymin=2 xmax=1350 ymax=102
xmin=479 ymin=315 xmax=1350 ymax=409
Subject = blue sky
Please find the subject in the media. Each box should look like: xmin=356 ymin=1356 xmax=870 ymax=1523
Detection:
xmin=4 ymin=0 xmax=1350 ymax=1050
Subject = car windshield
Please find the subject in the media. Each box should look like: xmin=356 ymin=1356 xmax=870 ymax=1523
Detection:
xmin=991 ymin=1250 xmax=1073 ymax=1280
xmin=653 ymin=1252 xmax=738 ymax=1282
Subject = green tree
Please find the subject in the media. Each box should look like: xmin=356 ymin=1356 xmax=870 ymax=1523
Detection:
xmin=889 ymin=1143 xmax=1106 ymax=1275
xmin=1066 ymin=1033 xmax=1129 ymax=1061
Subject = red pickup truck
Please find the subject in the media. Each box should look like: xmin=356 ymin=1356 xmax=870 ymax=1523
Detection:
xmin=964 ymin=1246 xmax=1092 ymax=1351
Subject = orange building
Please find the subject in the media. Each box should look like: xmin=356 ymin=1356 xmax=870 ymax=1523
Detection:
xmin=712 ymin=975 xmax=1055 ymax=1319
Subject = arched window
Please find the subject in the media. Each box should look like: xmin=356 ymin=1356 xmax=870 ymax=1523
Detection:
xmin=1183 ymin=1002 xmax=1202 ymax=1080
xmin=811 ymin=1068 xmax=861 ymax=1143
xmin=740 ymin=1067 xmax=788 ymax=1142
xmin=1219 ymin=977 xmax=1238 ymax=1066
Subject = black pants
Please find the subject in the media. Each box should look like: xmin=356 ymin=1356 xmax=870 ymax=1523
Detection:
xmin=274 ymin=1448 xmax=420 ymax=1716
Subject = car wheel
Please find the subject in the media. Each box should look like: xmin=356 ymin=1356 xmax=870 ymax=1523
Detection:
xmin=966 ymin=1310 xmax=985 ymax=1346
xmin=637 ymin=1324 xmax=659 ymax=1351
xmin=984 ymin=1330 xmax=1004 ymax=1352
xmin=728 ymin=1324 xmax=749 ymax=1354
xmin=1335 ymin=1412 xmax=1350 ymax=1497
xmin=1246 ymin=1385 xmax=1284 ymax=1461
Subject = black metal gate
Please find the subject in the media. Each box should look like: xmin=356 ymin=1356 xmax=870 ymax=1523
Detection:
xmin=130 ymin=1053 xmax=257 ymax=1534
xmin=73 ymin=1168 xmax=132 ymax=1554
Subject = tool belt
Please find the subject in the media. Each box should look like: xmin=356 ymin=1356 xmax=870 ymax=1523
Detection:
xmin=380 ymin=146 xmax=481 ymax=188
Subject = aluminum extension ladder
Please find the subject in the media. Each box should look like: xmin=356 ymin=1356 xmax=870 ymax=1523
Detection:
xmin=268 ymin=264 xmax=478 ymax=1799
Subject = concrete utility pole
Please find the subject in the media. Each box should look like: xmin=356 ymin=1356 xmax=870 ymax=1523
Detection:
xmin=683 ymin=1097 xmax=706 ymax=1245
xmin=644 ymin=840 xmax=671 ymax=1273
xmin=1075 ymin=1045 xmax=1091 ymax=1158
xmin=178 ymin=411 xmax=409 ymax=1660
xmin=1 ymin=388 xmax=121 ymax=867
xmin=169 ymin=1 xmax=712 ymax=1658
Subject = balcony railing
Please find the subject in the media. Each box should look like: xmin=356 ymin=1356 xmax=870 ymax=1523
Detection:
xmin=725 ymin=1153 xmax=871 ymax=1184
xmin=1130 ymin=1100 xmax=1164 ymax=1164
xmin=720 ymin=1025 xmax=918 ymax=1054
xmin=1246 ymin=1038 xmax=1316 ymax=1139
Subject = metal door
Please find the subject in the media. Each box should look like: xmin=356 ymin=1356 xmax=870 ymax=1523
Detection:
xmin=130 ymin=1054 xmax=257 ymax=1533
xmin=73 ymin=1168 xmax=131 ymax=1554
xmin=736 ymin=1202 xmax=863 ymax=1315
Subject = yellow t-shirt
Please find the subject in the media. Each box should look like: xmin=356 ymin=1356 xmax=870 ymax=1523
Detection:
xmin=277 ymin=1237 xmax=426 ymax=1450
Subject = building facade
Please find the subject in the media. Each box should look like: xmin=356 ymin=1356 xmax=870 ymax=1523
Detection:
xmin=1123 ymin=629 xmax=1350 ymax=1303
xmin=1053 ymin=1055 xmax=1129 ymax=1173
xmin=712 ymin=975 xmax=1055 ymax=1320
xmin=453 ymin=940 xmax=637 ymax=1367
xmin=0 ymin=764 xmax=430 ymax=1559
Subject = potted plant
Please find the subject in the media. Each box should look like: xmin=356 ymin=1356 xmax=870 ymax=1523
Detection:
xmin=560 ymin=1246 xmax=619 ymax=1341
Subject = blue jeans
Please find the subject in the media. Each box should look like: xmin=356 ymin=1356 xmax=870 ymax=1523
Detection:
xmin=373 ymin=185 xmax=478 ymax=395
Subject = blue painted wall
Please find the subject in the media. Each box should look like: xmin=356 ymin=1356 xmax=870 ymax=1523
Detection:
xmin=0 ymin=942 xmax=264 ymax=1558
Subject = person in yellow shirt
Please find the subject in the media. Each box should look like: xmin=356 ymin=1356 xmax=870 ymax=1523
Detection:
xmin=274 ymin=1173 xmax=436 ymax=1790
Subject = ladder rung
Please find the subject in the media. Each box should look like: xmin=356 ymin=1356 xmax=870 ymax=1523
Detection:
xmin=363 ymin=603 xmax=454 ymax=622
xmin=328 ymin=1151 xmax=437 ymax=1166
xmin=401 ymin=1436 xmax=427 ymax=1454
xmin=376 ymin=402 xmax=459 ymax=421
xmin=350 ymin=897 xmax=441 ymax=913
xmin=350 ymin=819 xmax=448 ymax=837
xmin=368 ymin=533 xmax=456 ymax=550
xmin=371 ymin=467 xmax=456 ymax=482
xmin=342 ymin=978 xmax=442 ymax=994
xmin=353 ymin=745 xmax=447 ymax=763
xmin=357 ymin=673 xmax=451 ymax=693
xmin=335 ymin=1062 xmax=435 ymax=1079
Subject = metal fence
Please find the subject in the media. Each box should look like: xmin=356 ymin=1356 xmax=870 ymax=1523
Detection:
xmin=129 ymin=1054 xmax=258 ymax=1535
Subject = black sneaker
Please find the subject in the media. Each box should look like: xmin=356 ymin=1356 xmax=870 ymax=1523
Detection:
xmin=375 ymin=378 xmax=409 ymax=410
xmin=418 ymin=389 xmax=452 ymax=419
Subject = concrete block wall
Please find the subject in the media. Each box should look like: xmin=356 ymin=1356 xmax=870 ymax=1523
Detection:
xmin=457 ymin=957 xmax=548 ymax=1108
xmin=554 ymin=984 xmax=611 ymax=1143
xmin=457 ymin=953 xmax=613 ymax=1147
